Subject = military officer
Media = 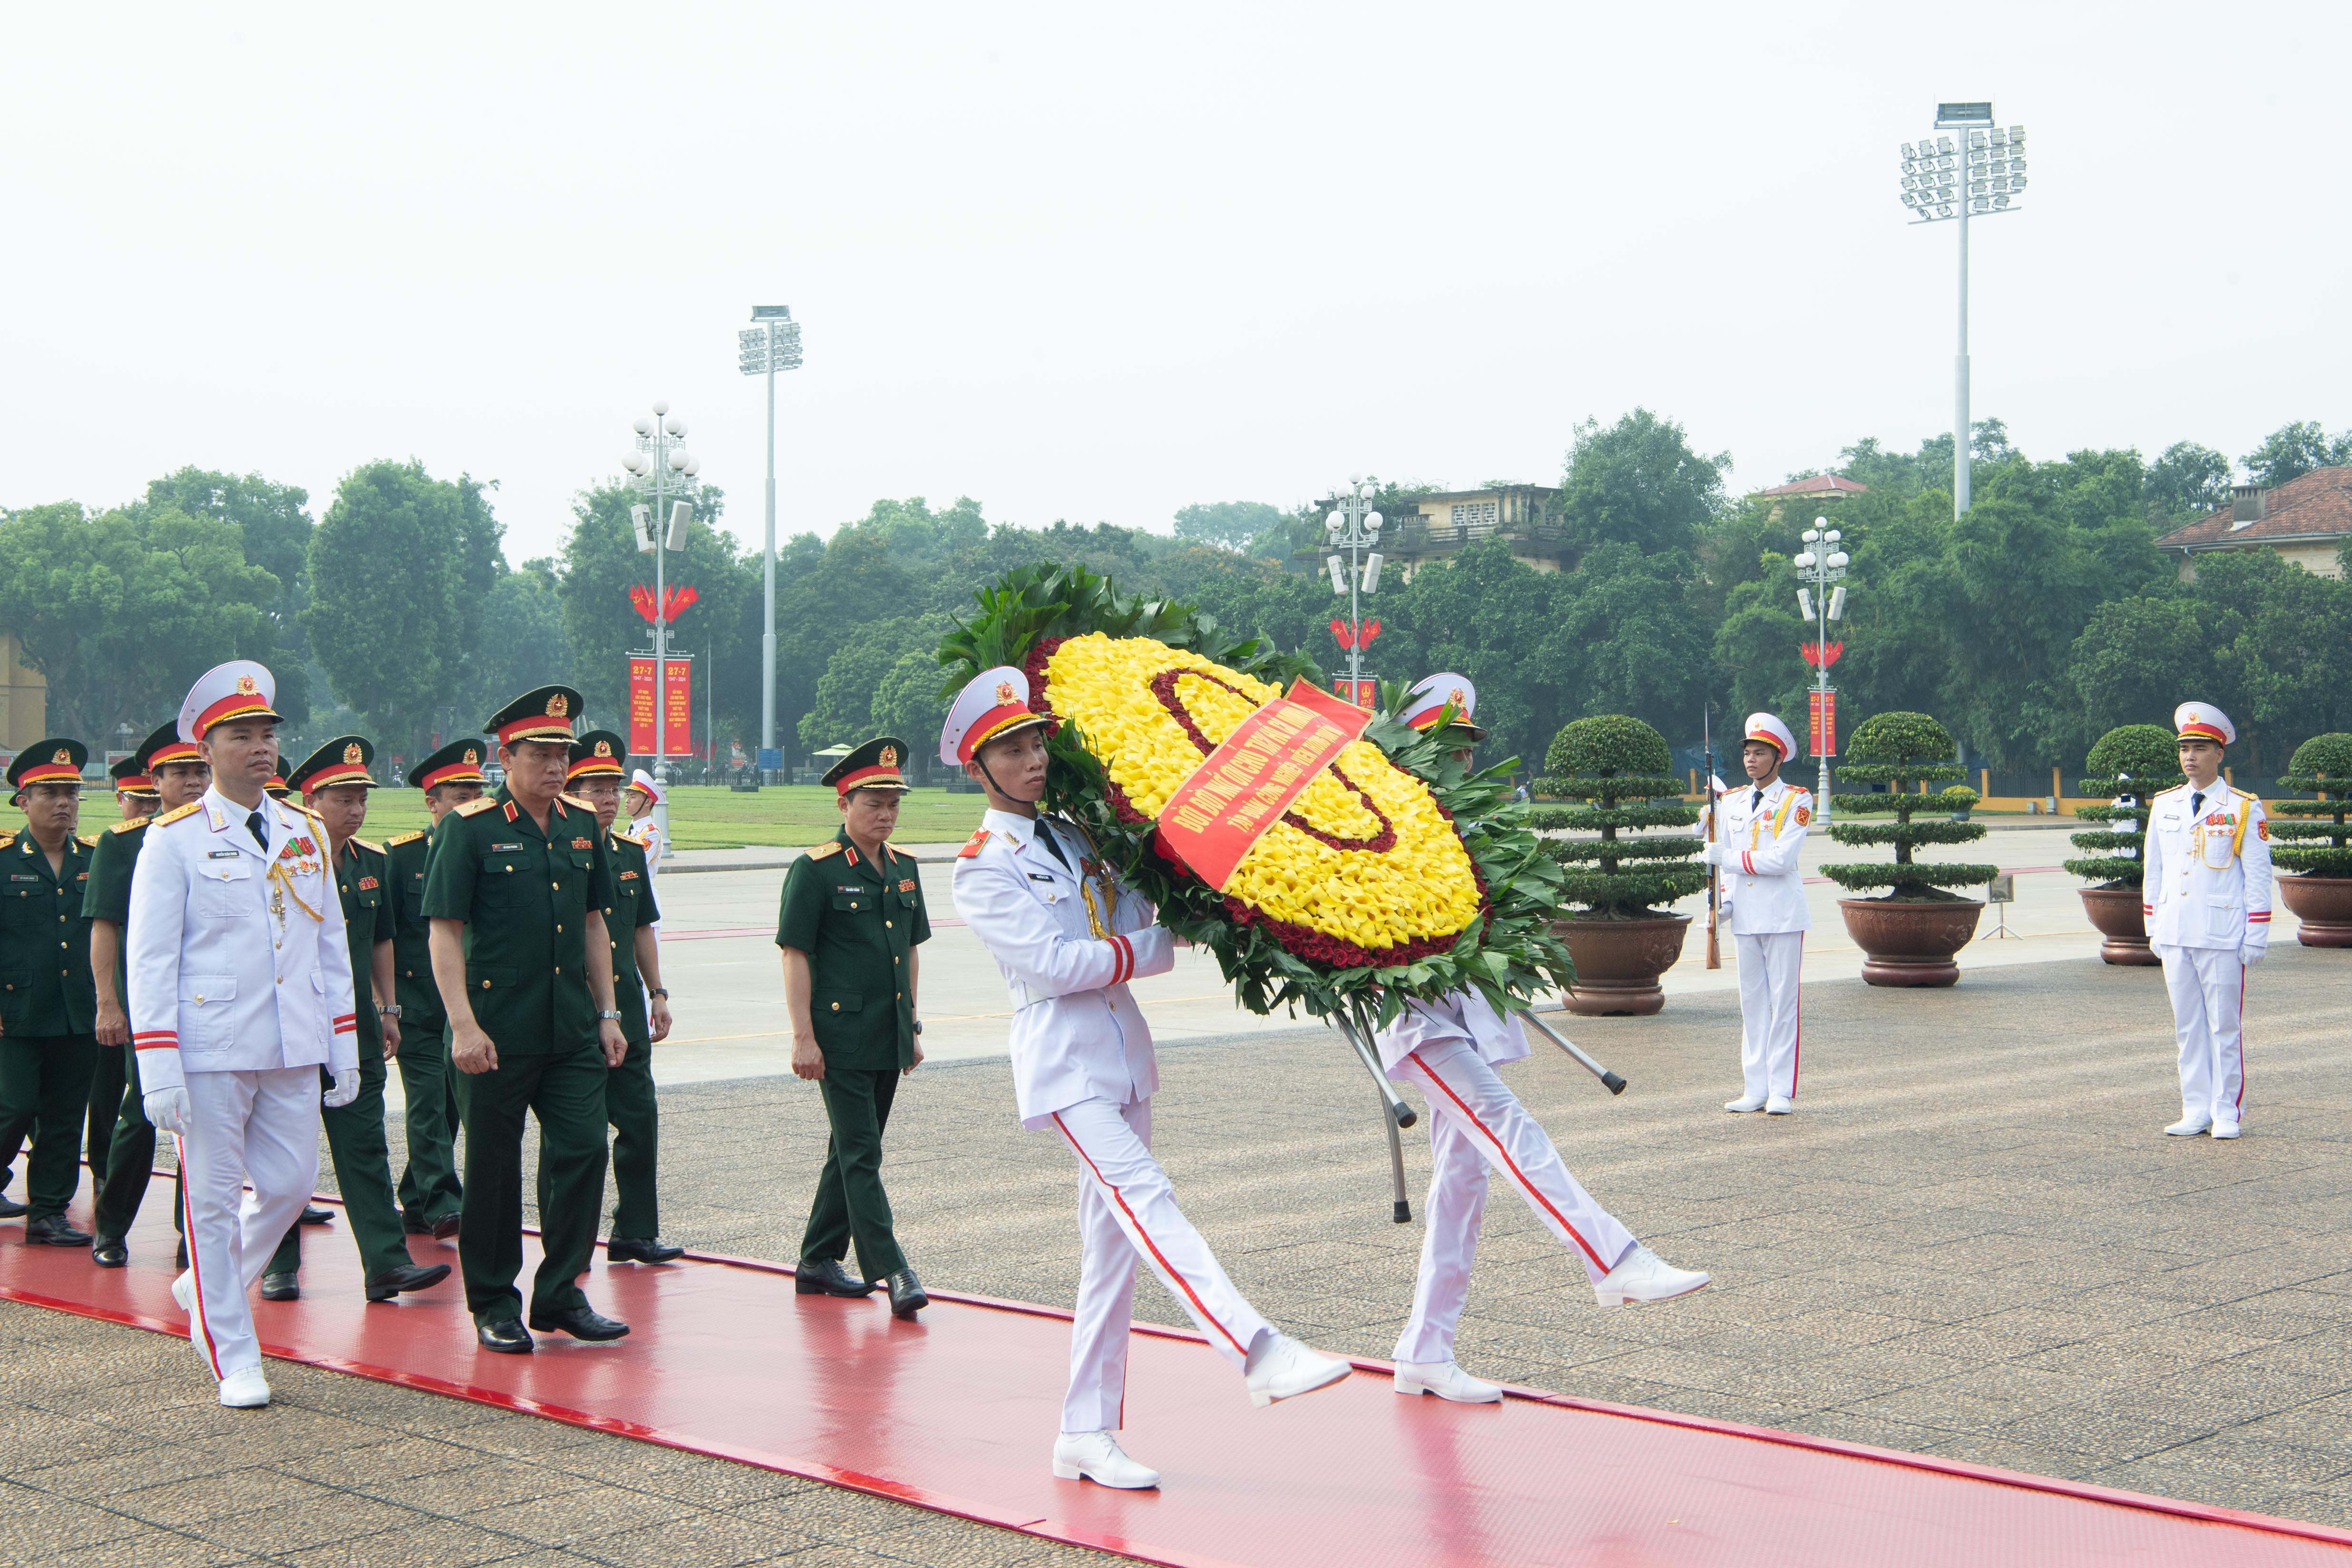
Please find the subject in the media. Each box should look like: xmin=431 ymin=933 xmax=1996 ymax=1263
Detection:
xmin=127 ymin=661 xmax=362 ymax=1408
xmin=2146 ymin=702 xmax=2273 ymax=1139
xmin=1699 ymin=713 xmax=1812 ymax=1115
xmin=422 ymin=685 xmax=631 ymax=1354
xmin=383 ymin=738 xmax=487 ymax=1236
xmin=256 ymin=737 xmax=451 ymax=1304
xmin=776 ymin=735 xmax=928 ymax=1313
xmin=1376 ymin=679 xmax=1708 ymax=1406
xmin=564 ymin=730 xmax=681 ymax=1264
xmin=946 ymin=668 xmax=1351 ymax=1492
xmin=109 ymin=754 xmax=159 ymax=819
xmin=86 ymin=724 xmax=210 ymax=1265
xmin=0 ymin=740 xmax=101 ymax=1245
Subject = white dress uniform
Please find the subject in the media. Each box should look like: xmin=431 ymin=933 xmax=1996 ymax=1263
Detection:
xmin=1703 ymin=714 xmax=1812 ymax=1110
xmin=2144 ymin=703 xmax=2272 ymax=1133
xmin=1377 ymin=990 xmax=1638 ymax=1364
xmin=129 ymin=760 xmax=359 ymax=1384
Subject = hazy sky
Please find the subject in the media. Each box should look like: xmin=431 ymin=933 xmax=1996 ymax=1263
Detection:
xmin=6 ymin=4 xmax=2346 ymax=566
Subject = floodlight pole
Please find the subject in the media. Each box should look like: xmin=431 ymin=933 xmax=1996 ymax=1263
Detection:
xmin=1955 ymin=198 xmax=1970 ymax=518
xmin=740 ymin=308 xmax=803 ymax=780
xmin=1325 ymin=480 xmax=1383 ymax=698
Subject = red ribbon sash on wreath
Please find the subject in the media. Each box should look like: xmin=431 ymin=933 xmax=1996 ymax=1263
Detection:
xmin=1152 ymin=679 xmax=1375 ymax=892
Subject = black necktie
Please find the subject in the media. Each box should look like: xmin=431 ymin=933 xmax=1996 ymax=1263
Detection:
xmin=247 ymin=810 xmax=269 ymax=851
xmin=1751 ymin=787 xmax=1764 ymax=814
xmin=1034 ymin=822 xmax=1073 ymax=872
xmin=2191 ymin=791 xmax=2205 ymax=817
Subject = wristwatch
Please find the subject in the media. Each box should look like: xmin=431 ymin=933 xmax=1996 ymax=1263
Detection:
xmin=595 ymin=1009 xmax=623 ymax=1021
xmin=375 ymin=1003 xmax=402 ymax=1019
xmin=912 ymin=1019 xmax=923 ymax=1036
xmin=650 ymin=988 xmax=670 ymax=999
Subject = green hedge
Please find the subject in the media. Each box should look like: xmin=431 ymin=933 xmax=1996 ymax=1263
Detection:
xmin=2066 ymin=724 xmax=2185 ymax=888
xmin=1533 ymin=715 xmax=1705 ymax=918
xmin=1821 ymin=711 xmax=1997 ymax=898
xmin=2274 ymin=732 xmax=2352 ymax=877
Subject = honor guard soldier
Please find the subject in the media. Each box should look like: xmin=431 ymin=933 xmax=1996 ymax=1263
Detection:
xmin=422 ymin=685 xmax=632 ymax=1354
xmin=776 ymin=735 xmax=928 ymax=1313
xmin=0 ymin=740 xmax=101 ymax=1246
xmin=2146 ymin=702 xmax=2273 ymax=1139
xmin=255 ymin=738 xmax=451 ymax=1304
xmin=127 ymin=662 xmax=363 ymax=1408
xmin=1377 ymin=681 xmax=1707 ymax=1405
xmin=1700 ymin=713 xmax=1812 ymax=1115
xmin=383 ymin=738 xmax=487 ymax=1237
xmin=86 ymin=724 xmax=210 ymax=1266
xmin=566 ymin=731 xmax=682 ymax=1264
xmin=624 ymin=768 xmax=666 ymax=927
xmin=946 ymin=668 xmax=1350 ymax=1493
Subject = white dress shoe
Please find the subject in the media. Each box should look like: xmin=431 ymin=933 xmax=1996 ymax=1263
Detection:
xmin=1724 ymin=1094 xmax=1767 ymax=1113
xmin=217 ymin=1365 xmax=270 ymax=1408
xmin=1394 ymin=1360 xmax=1503 ymax=1403
xmin=1243 ymin=1333 xmax=1351 ymax=1408
xmin=1594 ymin=1245 xmax=1711 ymax=1309
xmin=2212 ymin=1120 xmax=2241 ymax=1140
xmin=1764 ymin=1096 xmax=1794 ymax=1115
xmin=2165 ymin=1114 xmax=2213 ymax=1137
xmin=171 ymin=1271 xmax=195 ymax=1316
xmin=1051 ymin=1430 xmax=1158 ymax=1489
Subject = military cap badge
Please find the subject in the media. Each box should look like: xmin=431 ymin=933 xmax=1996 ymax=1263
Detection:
xmin=343 ymin=741 xmax=363 ymax=765
xmin=548 ymin=693 xmax=569 ymax=717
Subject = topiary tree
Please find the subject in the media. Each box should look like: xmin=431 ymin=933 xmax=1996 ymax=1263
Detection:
xmin=2065 ymin=724 xmax=2186 ymax=887
xmin=1529 ymin=715 xmax=1705 ymax=918
xmin=1820 ymin=711 xmax=1999 ymax=899
xmin=2273 ymin=733 xmax=2352 ymax=876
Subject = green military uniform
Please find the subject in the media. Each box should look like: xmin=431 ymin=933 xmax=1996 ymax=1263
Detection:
xmin=261 ymin=734 xmax=433 ymax=1295
xmin=0 ymin=740 xmax=100 ymax=1231
xmin=421 ymin=686 xmax=619 ymax=1332
xmin=386 ymin=737 xmax=490 ymax=1232
xmin=775 ymin=737 xmax=929 ymax=1284
xmin=561 ymin=731 xmax=669 ymax=1247
xmin=80 ymin=753 xmax=157 ymax=1194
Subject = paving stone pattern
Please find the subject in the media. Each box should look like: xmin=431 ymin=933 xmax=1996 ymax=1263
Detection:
xmin=8 ymin=943 xmax=2351 ymax=1564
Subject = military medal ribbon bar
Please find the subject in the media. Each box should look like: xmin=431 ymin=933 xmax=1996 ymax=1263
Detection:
xmin=1151 ymin=679 xmax=1374 ymax=893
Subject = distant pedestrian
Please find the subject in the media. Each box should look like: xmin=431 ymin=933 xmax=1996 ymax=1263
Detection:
xmin=1701 ymin=713 xmax=1812 ymax=1115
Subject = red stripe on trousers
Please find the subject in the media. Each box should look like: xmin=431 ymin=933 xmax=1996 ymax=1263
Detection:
xmin=1051 ymin=1111 xmax=1248 ymax=1356
xmin=1408 ymin=1050 xmax=1609 ymax=1273
xmin=2235 ymin=964 xmax=2247 ymax=1114
xmin=176 ymin=1135 xmax=223 ymax=1380
xmin=1790 ymin=933 xmax=1803 ymax=1098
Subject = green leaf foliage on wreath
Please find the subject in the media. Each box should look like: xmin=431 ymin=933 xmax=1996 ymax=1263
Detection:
xmin=1529 ymin=715 xmax=1705 ymax=918
xmin=1821 ymin=710 xmax=1997 ymax=898
xmin=941 ymin=564 xmax=1573 ymax=1025
xmin=2274 ymin=732 xmax=2352 ymax=877
xmin=2065 ymin=723 xmax=2184 ymax=888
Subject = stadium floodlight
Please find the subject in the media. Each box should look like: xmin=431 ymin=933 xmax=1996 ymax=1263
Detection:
xmin=739 ymin=307 xmax=803 ymax=765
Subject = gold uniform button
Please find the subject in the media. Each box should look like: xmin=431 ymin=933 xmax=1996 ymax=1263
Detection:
xmin=556 ymin=923 xmax=564 ymax=933
xmin=551 ymin=881 xmax=560 ymax=890
xmin=829 ymin=1001 xmax=840 ymax=1012
xmin=885 ymin=920 xmax=893 ymax=929
xmin=480 ymin=980 xmax=491 ymax=990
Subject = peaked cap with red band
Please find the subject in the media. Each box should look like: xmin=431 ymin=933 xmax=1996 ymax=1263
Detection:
xmin=265 ymin=776 xmax=293 ymax=800
xmin=133 ymin=720 xmax=200 ymax=774
xmin=2174 ymin=701 xmax=2235 ymax=746
xmin=626 ymin=767 xmax=666 ymax=807
xmin=178 ymin=660 xmax=281 ymax=742
xmin=940 ymin=665 xmax=1056 ymax=766
xmin=1744 ymin=711 xmax=1798 ymax=760
xmin=108 ymin=754 xmax=158 ymax=798
xmin=487 ymin=684 xmax=583 ymax=747
xmin=567 ymin=729 xmax=628 ymax=782
xmin=413 ymin=738 xmax=490 ymax=793
xmin=7 ymin=738 xmax=87 ymax=789
xmin=289 ymin=734 xmax=378 ymax=794
xmin=824 ymin=735 xmax=913 ymax=796
xmin=1402 ymin=672 xmax=1487 ymax=742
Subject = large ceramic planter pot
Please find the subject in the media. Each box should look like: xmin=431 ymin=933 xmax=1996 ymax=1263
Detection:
xmin=1552 ymin=913 xmax=1692 ymax=1015
xmin=2279 ymin=875 xmax=2352 ymax=947
xmin=1837 ymin=897 xmax=1984 ymax=987
xmin=2078 ymin=885 xmax=2161 ymax=966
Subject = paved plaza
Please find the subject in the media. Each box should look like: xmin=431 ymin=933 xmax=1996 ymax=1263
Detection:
xmin=7 ymin=837 xmax=2350 ymax=1565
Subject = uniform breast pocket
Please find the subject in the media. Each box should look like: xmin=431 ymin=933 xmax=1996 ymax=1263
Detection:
xmin=478 ymin=861 xmax=531 ymax=906
xmin=200 ymin=863 xmax=253 ymax=918
xmin=830 ymin=892 xmax=869 ymax=915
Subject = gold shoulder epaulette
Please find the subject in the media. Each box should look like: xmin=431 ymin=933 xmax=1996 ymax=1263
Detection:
xmin=0 ymin=833 xmax=13 ymax=850
xmin=454 ymin=796 xmax=500 ymax=817
xmin=385 ymin=829 xmax=426 ymax=846
xmin=559 ymin=791 xmax=591 ymax=810
xmin=110 ymin=816 xmax=150 ymax=834
xmin=153 ymin=802 xmax=202 ymax=827
xmin=806 ymin=840 xmax=844 ymax=861
xmin=76 ymin=833 xmax=98 ymax=848
xmin=353 ymin=836 xmax=384 ymax=853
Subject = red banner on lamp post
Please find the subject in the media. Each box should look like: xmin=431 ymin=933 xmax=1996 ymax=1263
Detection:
xmin=1809 ymin=690 xmax=1837 ymax=757
xmin=627 ymin=656 xmax=695 ymax=756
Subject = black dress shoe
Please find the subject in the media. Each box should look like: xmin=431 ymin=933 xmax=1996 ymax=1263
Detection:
xmin=91 ymin=1237 xmax=128 ymax=1268
xmin=476 ymin=1318 xmax=535 ymax=1353
xmin=259 ymin=1272 xmax=300 ymax=1302
xmin=300 ymin=1205 xmax=333 ymax=1226
xmin=402 ymin=1212 xmax=431 ymax=1235
xmin=430 ymin=1211 xmax=461 ymax=1240
xmin=884 ymin=1267 xmax=929 ymax=1319
xmin=26 ymin=1215 xmax=93 ymax=1246
xmin=0 ymin=1194 xmax=26 ymax=1219
xmin=794 ymin=1256 xmax=876 ymax=1297
xmin=527 ymin=1303 xmax=630 ymax=1342
xmin=364 ymin=1262 xmax=452 ymax=1302
xmin=607 ymin=1237 xmax=686 ymax=1264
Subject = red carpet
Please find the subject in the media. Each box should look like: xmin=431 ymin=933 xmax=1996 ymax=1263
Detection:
xmin=8 ymin=1174 xmax=2352 ymax=1568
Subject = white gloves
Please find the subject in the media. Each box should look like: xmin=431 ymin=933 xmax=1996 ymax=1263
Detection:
xmin=1699 ymin=842 xmax=1727 ymax=866
xmin=144 ymin=1087 xmax=192 ymax=1137
xmin=2240 ymin=943 xmax=2267 ymax=970
xmin=322 ymin=1068 xmax=362 ymax=1108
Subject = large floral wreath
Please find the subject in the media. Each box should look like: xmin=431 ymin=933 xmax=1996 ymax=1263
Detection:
xmin=941 ymin=565 xmax=1571 ymax=1024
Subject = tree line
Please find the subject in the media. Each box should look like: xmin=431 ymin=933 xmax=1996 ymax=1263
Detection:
xmin=2 ymin=412 xmax=2346 ymax=780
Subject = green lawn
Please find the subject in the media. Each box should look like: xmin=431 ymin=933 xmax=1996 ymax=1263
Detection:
xmin=35 ymin=784 xmax=989 ymax=852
